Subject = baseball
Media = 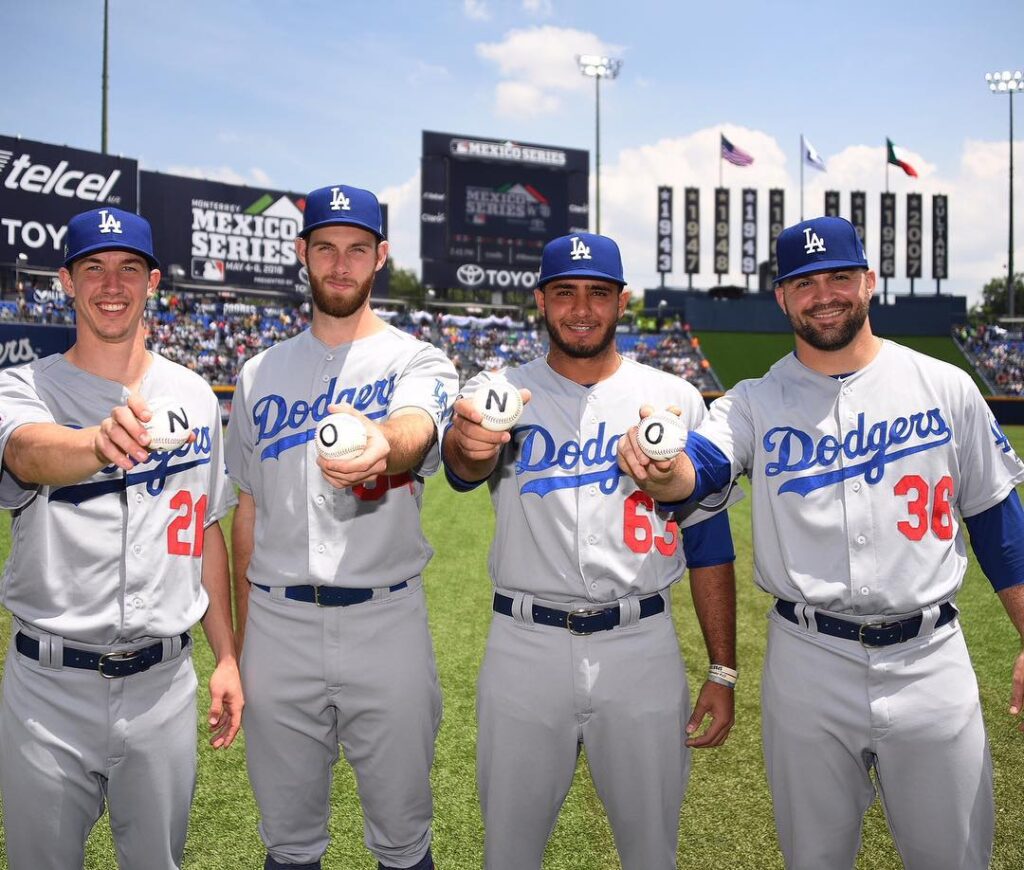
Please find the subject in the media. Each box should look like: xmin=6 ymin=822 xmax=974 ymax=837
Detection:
xmin=471 ymin=380 xmax=524 ymax=431
xmin=637 ymin=411 xmax=687 ymax=461
xmin=315 ymin=413 xmax=368 ymax=460
xmin=144 ymin=398 xmax=193 ymax=452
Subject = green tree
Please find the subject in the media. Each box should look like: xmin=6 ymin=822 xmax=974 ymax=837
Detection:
xmin=970 ymin=273 xmax=1024 ymax=322
xmin=385 ymin=258 xmax=424 ymax=304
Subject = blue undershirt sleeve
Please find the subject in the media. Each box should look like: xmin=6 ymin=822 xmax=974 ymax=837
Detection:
xmin=963 ymin=489 xmax=1024 ymax=592
xmin=681 ymin=509 xmax=736 ymax=568
xmin=656 ymin=431 xmax=735 ymax=513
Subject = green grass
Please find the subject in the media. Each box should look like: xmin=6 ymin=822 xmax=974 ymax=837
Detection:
xmin=2 ymin=432 xmax=1024 ymax=868
xmin=698 ymin=332 xmax=986 ymax=392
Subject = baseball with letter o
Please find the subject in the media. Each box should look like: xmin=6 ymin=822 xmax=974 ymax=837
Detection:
xmin=637 ymin=411 xmax=686 ymax=461
xmin=315 ymin=413 xmax=368 ymax=460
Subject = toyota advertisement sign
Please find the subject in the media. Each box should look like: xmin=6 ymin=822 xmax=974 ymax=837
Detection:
xmin=0 ymin=135 xmax=138 ymax=269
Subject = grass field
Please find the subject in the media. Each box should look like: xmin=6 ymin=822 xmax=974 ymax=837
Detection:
xmin=698 ymin=332 xmax=987 ymax=393
xmin=1 ymin=433 xmax=1023 ymax=869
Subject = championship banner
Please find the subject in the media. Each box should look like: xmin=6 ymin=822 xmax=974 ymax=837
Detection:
xmin=0 ymin=135 xmax=138 ymax=270
xmin=850 ymin=191 xmax=867 ymax=247
xmin=824 ymin=190 xmax=840 ymax=217
xmin=932 ymin=194 xmax=948 ymax=280
xmin=906 ymin=193 xmax=923 ymax=280
xmin=140 ymin=171 xmax=305 ymax=293
xmin=768 ymin=189 xmax=784 ymax=279
xmin=684 ymin=187 xmax=700 ymax=275
xmin=879 ymin=193 xmax=896 ymax=279
xmin=741 ymin=188 xmax=757 ymax=275
xmin=656 ymin=186 xmax=672 ymax=274
xmin=714 ymin=188 xmax=729 ymax=277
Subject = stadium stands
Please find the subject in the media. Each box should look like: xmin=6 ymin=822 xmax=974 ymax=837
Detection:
xmin=955 ymin=323 xmax=1024 ymax=396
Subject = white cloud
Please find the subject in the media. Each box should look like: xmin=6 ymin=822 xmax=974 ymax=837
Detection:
xmin=408 ymin=61 xmax=451 ymax=86
xmin=476 ymin=26 xmax=623 ymax=118
xmin=522 ymin=0 xmax=553 ymax=16
xmin=163 ymin=164 xmax=273 ymax=187
xmin=597 ymin=126 xmax=1023 ymax=307
xmin=463 ymin=0 xmax=489 ymax=20
xmin=379 ymin=170 xmax=422 ymax=274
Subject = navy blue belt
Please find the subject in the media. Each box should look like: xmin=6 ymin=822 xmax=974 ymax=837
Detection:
xmin=15 ymin=631 xmax=190 ymax=679
xmin=775 ymin=599 xmax=957 ymax=647
xmin=253 ymin=582 xmax=408 ymax=607
xmin=493 ymin=592 xmax=665 ymax=635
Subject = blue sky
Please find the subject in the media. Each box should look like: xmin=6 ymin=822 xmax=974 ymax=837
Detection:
xmin=3 ymin=0 xmax=1022 ymax=303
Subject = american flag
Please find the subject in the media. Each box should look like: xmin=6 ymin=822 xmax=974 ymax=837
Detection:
xmin=721 ymin=134 xmax=754 ymax=167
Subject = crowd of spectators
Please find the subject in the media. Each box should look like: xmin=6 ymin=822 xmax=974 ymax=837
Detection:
xmin=955 ymin=323 xmax=1024 ymax=396
xmin=1 ymin=292 xmax=723 ymax=393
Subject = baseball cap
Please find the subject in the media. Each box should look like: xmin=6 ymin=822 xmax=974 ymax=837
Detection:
xmin=774 ymin=216 xmax=868 ymax=285
xmin=538 ymin=232 xmax=625 ymax=288
xmin=63 ymin=207 xmax=159 ymax=270
xmin=300 ymin=184 xmax=385 ymax=240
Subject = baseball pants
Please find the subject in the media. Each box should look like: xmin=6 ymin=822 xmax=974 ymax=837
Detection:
xmin=0 ymin=630 xmax=197 ymax=870
xmin=241 ymin=578 xmax=442 ymax=869
xmin=762 ymin=606 xmax=993 ymax=870
xmin=477 ymin=589 xmax=691 ymax=870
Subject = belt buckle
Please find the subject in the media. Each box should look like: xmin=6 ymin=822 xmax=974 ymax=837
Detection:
xmin=313 ymin=586 xmax=325 ymax=607
xmin=858 ymin=620 xmax=901 ymax=648
xmin=98 ymin=649 xmax=142 ymax=679
xmin=567 ymin=607 xmax=604 ymax=636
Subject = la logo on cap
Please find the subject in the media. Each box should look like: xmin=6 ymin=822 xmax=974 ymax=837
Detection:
xmin=97 ymin=209 xmax=122 ymax=235
xmin=330 ymin=188 xmax=351 ymax=211
xmin=803 ymin=227 xmax=826 ymax=254
xmin=569 ymin=236 xmax=591 ymax=260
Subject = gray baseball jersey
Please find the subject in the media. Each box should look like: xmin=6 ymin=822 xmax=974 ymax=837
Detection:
xmin=0 ymin=351 xmax=233 ymax=870
xmin=0 ymin=352 xmax=235 ymax=643
xmin=225 ymin=324 xmax=456 ymax=869
xmin=226 ymin=326 xmax=454 ymax=587
xmin=457 ymin=356 xmax=736 ymax=870
xmin=468 ymin=356 xmax=733 ymax=604
xmin=696 ymin=339 xmax=1024 ymax=869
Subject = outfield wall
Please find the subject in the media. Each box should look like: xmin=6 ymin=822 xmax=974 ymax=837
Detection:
xmin=644 ymin=289 xmax=968 ymax=337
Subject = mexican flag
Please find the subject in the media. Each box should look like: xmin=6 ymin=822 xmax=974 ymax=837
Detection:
xmin=886 ymin=138 xmax=918 ymax=178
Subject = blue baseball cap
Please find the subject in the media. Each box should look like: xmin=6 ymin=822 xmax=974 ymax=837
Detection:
xmin=538 ymin=232 xmax=625 ymax=288
xmin=774 ymin=216 xmax=868 ymax=285
xmin=300 ymin=184 xmax=385 ymax=240
xmin=63 ymin=207 xmax=159 ymax=270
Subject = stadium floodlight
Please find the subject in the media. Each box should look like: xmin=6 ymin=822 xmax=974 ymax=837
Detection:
xmin=577 ymin=54 xmax=623 ymax=234
xmin=985 ymin=69 xmax=1023 ymax=318
xmin=15 ymin=252 xmax=28 ymax=296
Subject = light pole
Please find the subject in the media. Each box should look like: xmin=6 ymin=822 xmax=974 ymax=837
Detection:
xmin=986 ymin=69 xmax=1022 ymax=319
xmin=577 ymin=54 xmax=622 ymax=235
xmin=14 ymin=253 xmax=28 ymax=299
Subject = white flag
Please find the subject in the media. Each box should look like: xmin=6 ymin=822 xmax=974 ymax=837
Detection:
xmin=802 ymin=135 xmax=827 ymax=172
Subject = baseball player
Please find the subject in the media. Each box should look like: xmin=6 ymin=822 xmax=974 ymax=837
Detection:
xmin=442 ymin=232 xmax=740 ymax=870
xmin=0 ymin=207 xmax=241 ymax=870
xmin=618 ymin=215 xmax=1024 ymax=869
xmin=226 ymin=184 xmax=456 ymax=870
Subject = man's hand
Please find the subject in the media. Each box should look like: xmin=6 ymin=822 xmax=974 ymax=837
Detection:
xmin=685 ymin=680 xmax=735 ymax=748
xmin=316 ymin=403 xmax=389 ymax=489
xmin=207 ymin=658 xmax=243 ymax=749
xmin=617 ymin=405 xmax=689 ymax=501
xmin=92 ymin=393 xmax=194 ymax=470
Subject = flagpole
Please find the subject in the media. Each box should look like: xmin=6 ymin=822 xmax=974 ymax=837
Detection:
xmin=800 ymin=135 xmax=805 ymax=220
xmin=884 ymin=143 xmax=889 ymax=304
xmin=718 ymin=132 xmax=723 ymax=189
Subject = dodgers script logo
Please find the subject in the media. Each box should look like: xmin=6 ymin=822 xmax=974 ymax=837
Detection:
xmin=97 ymin=209 xmax=122 ymax=235
xmin=51 ymin=426 xmax=215 ymax=505
xmin=514 ymin=422 xmax=620 ymax=497
xmin=330 ymin=188 xmax=351 ymax=211
xmin=764 ymin=408 xmax=951 ymax=497
xmin=253 ymin=375 xmax=395 ymax=460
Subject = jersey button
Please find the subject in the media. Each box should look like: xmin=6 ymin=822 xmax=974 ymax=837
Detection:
xmin=321 ymin=375 xmax=330 ymax=382
xmin=316 ymin=544 xmax=326 ymax=553
xmin=860 ymin=586 xmax=870 ymax=595
xmin=133 ymin=597 xmax=144 ymax=608
xmin=856 ymin=535 xmax=866 ymax=545
xmin=134 ymin=493 xmax=143 ymax=503
xmin=589 ymin=486 xmax=597 ymax=496
xmin=586 ymin=394 xmax=595 ymax=403
xmin=315 ymin=495 xmax=325 ymax=505
xmin=326 ymin=354 xmax=334 ymax=361
xmin=587 ymin=534 xmax=598 ymax=544
xmin=852 ymin=482 xmax=861 ymax=492
xmin=132 ymin=544 xmax=142 ymax=555
xmin=842 ymin=387 xmax=852 ymax=396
